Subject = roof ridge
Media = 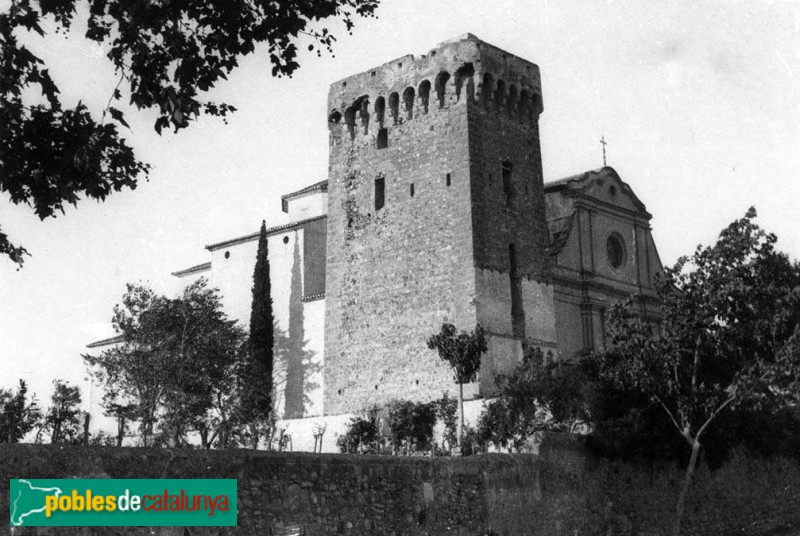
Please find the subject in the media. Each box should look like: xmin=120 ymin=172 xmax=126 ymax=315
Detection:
xmin=204 ymin=214 xmax=327 ymax=251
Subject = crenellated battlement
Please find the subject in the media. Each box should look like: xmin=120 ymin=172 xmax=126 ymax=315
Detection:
xmin=327 ymin=34 xmax=543 ymax=143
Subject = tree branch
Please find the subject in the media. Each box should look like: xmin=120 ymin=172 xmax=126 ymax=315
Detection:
xmin=691 ymin=333 xmax=701 ymax=394
xmin=100 ymin=70 xmax=127 ymax=124
xmin=654 ymin=395 xmax=684 ymax=438
xmin=696 ymin=392 xmax=737 ymax=440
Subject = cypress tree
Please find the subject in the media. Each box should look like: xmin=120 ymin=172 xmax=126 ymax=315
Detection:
xmin=243 ymin=220 xmax=274 ymax=448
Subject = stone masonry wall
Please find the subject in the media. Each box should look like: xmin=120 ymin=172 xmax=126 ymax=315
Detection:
xmin=2 ymin=436 xmax=799 ymax=535
xmin=324 ymin=37 xmax=482 ymax=414
xmin=323 ymin=35 xmax=557 ymax=414
xmin=466 ymin=42 xmax=558 ymax=391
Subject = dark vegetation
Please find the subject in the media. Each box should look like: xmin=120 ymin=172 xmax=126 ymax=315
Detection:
xmin=1 ymin=0 xmax=379 ymax=266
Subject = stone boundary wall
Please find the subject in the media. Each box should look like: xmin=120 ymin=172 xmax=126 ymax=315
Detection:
xmin=2 ymin=435 xmax=799 ymax=535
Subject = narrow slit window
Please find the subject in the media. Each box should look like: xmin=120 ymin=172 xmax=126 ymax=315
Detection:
xmin=375 ymin=177 xmax=385 ymax=211
xmin=410 ymin=183 xmax=415 ymax=197
xmin=446 ymin=173 xmax=451 ymax=187
xmin=375 ymin=96 xmax=386 ymax=128
xmin=502 ymin=161 xmax=514 ymax=206
xmin=435 ymin=71 xmax=450 ymax=108
xmin=377 ymin=128 xmax=388 ymax=149
xmin=388 ymin=92 xmax=399 ymax=125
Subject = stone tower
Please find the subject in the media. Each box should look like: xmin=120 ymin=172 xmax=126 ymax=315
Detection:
xmin=324 ymin=34 xmax=558 ymax=415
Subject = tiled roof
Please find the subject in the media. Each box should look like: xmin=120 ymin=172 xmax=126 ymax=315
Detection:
xmin=281 ymin=180 xmax=328 ymax=201
xmin=170 ymin=262 xmax=211 ymax=277
xmin=544 ymin=167 xmax=608 ymax=191
xmin=204 ymin=215 xmax=327 ymax=251
xmin=86 ymin=334 xmax=124 ymax=349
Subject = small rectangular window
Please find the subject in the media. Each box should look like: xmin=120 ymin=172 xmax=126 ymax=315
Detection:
xmin=377 ymin=128 xmax=388 ymax=149
xmin=410 ymin=183 xmax=415 ymax=197
xmin=375 ymin=177 xmax=385 ymax=211
xmin=502 ymin=161 xmax=514 ymax=206
xmin=446 ymin=173 xmax=451 ymax=187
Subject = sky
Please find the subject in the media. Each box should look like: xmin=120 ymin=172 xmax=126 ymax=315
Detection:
xmin=2 ymin=0 xmax=799 ymax=412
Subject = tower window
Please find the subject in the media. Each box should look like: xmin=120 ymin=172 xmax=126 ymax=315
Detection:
xmin=377 ymin=128 xmax=388 ymax=149
xmin=375 ymin=96 xmax=386 ymax=128
xmin=418 ymin=80 xmax=431 ymax=114
xmin=403 ymin=86 xmax=415 ymax=119
xmin=502 ymin=161 xmax=514 ymax=206
xmin=410 ymin=183 xmax=415 ymax=197
xmin=388 ymin=92 xmax=399 ymax=125
xmin=375 ymin=177 xmax=385 ymax=211
xmin=435 ymin=71 xmax=450 ymax=108
xmin=482 ymin=73 xmax=493 ymax=109
xmin=344 ymin=106 xmax=356 ymax=140
xmin=446 ymin=173 xmax=451 ymax=187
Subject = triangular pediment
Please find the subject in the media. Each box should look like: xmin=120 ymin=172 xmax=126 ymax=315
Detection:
xmin=545 ymin=167 xmax=650 ymax=218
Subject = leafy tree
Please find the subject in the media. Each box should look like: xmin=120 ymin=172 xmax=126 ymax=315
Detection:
xmin=43 ymin=379 xmax=82 ymax=444
xmin=473 ymin=347 xmax=583 ymax=452
xmin=0 ymin=379 xmax=41 ymax=443
xmin=594 ymin=208 xmax=800 ymax=536
xmin=240 ymin=220 xmax=275 ymax=449
xmin=102 ymin=399 xmax=136 ymax=447
xmin=337 ymin=410 xmax=379 ymax=454
xmin=1 ymin=0 xmax=379 ymax=266
xmin=385 ymin=399 xmax=436 ymax=454
xmin=84 ymin=279 xmax=246 ymax=447
xmin=434 ymin=393 xmax=458 ymax=453
xmin=426 ymin=324 xmax=487 ymax=453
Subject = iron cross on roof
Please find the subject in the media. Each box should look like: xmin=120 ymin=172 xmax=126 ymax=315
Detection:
xmin=600 ymin=135 xmax=608 ymax=166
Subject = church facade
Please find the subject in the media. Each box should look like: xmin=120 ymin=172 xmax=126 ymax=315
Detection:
xmin=171 ymin=35 xmax=664 ymax=438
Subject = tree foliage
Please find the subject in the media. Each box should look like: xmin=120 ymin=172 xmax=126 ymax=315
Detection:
xmin=385 ymin=399 xmax=436 ymax=454
xmin=337 ymin=399 xmax=441 ymax=455
xmin=426 ymin=323 xmax=487 ymax=453
xmin=476 ymin=347 xmax=582 ymax=452
xmin=593 ymin=207 xmax=800 ymax=535
xmin=0 ymin=0 xmax=379 ymax=265
xmin=433 ymin=392 xmax=457 ymax=452
xmin=336 ymin=408 xmax=379 ymax=454
xmin=427 ymin=324 xmax=487 ymax=385
xmin=241 ymin=220 xmax=275 ymax=448
xmin=43 ymin=379 xmax=83 ymax=444
xmin=84 ymin=278 xmax=247 ymax=447
xmin=0 ymin=379 xmax=41 ymax=443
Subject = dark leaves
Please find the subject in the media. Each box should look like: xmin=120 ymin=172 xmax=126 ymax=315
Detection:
xmin=594 ymin=208 xmax=800 ymax=449
xmin=108 ymin=107 xmax=129 ymax=128
xmin=427 ymin=324 xmax=488 ymax=384
xmin=1 ymin=0 xmax=380 ymax=265
xmin=84 ymin=279 xmax=247 ymax=445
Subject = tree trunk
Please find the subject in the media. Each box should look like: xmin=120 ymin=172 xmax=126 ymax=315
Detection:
xmin=141 ymin=421 xmax=151 ymax=447
xmin=672 ymin=439 xmax=701 ymax=536
xmin=83 ymin=413 xmax=91 ymax=444
xmin=249 ymin=423 xmax=259 ymax=450
xmin=116 ymin=415 xmax=125 ymax=447
xmin=457 ymin=382 xmax=464 ymax=455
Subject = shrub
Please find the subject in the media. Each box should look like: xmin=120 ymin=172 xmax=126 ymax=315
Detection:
xmin=434 ymin=393 xmax=457 ymax=452
xmin=385 ymin=400 xmax=436 ymax=454
xmin=336 ymin=408 xmax=379 ymax=454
